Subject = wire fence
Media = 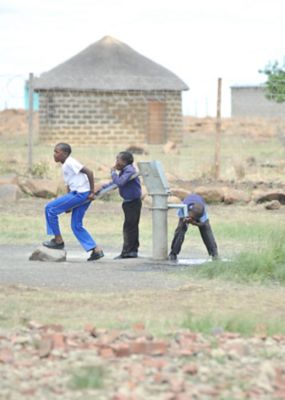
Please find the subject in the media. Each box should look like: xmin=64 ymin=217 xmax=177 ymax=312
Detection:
xmin=2 ymin=73 xmax=285 ymax=119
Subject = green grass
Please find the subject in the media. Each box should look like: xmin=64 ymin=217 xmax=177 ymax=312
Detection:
xmin=188 ymin=231 xmax=285 ymax=284
xmin=1 ymin=128 xmax=285 ymax=182
xmin=69 ymin=365 xmax=105 ymax=390
xmin=182 ymin=312 xmax=285 ymax=336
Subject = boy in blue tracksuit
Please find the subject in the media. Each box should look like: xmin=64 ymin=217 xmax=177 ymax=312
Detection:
xmin=169 ymin=193 xmax=218 ymax=261
xmin=42 ymin=143 xmax=104 ymax=262
xmin=102 ymin=151 xmax=142 ymax=259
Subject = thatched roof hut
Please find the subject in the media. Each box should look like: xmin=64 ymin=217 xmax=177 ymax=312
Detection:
xmin=35 ymin=36 xmax=188 ymax=145
xmin=34 ymin=36 xmax=188 ymax=91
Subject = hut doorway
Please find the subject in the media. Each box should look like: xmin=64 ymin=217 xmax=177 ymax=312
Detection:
xmin=147 ymin=101 xmax=165 ymax=144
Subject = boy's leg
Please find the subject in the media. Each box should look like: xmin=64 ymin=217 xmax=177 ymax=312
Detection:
xmin=169 ymin=218 xmax=188 ymax=257
xmin=198 ymin=220 xmax=218 ymax=257
xmin=45 ymin=192 xmax=89 ymax=238
xmin=71 ymin=202 xmax=97 ymax=252
xmin=122 ymin=199 xmax=142 ymax=255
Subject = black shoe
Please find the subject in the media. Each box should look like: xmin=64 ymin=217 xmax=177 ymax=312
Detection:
xmin=43 ymin=239 xmax=65 ymax=249
xmin=87 ymin=250 xmax=104 ymax=261
xmin=122 ymin=252 xmax=138 ymax=259
xmin=168 ymin=253 xmax=177 ymax=261
xmin=114 ymin=254 xmax=123 ymax=260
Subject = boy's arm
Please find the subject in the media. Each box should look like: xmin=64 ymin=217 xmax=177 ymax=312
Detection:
xmin=81 ymin=166 xmax=95 ymax=199
xmin=183 ymin=216 xmax=204 ymax=227
xmin=111 ymin=167 xmax=134 ymax=187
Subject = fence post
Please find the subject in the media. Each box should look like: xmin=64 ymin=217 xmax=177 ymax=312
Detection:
xmin=214 ymin=77 xmax=222 ymax=180
xmin=28 ymin=72 xmax=34 ymax=172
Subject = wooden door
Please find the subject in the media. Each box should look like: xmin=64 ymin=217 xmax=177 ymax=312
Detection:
xmin=147 ymin=101 xmax=165 ymax=144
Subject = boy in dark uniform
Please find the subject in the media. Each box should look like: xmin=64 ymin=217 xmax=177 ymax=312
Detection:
xmin=102 ymin=151 xmax=142 ymax=259
xmin=169 ymin=193 xmax=218 ymax=261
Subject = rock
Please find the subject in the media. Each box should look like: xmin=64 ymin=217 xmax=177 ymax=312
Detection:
xmin=0 ymin=174 xmax=19 ymax=186
xmin=223 ymin=188 xmax=251 ymax=204
xmin=0 ymin=184 xmax=22 ymax=202
xmin=253 ymin=190 xmax=285 ymax=205
xmin=29 ymin=246 xmax=66 ymax=262
xmin=168 ymin=195 xmax=181 ymax=204
xmin=195 ymin=186 xmax=224 ymax=203
xmin=165 ymin=172 xmax=179 ymax=182
xmin=142 ymin=195 xmax=152 ymax=206
xmin=163 ymin=141 xmax=180 ymax=154
xmin=125 ymin=145 xmax=148 ymax=155
xmin=19 ymin=178 xmax=59 ymax=198
xmin=170 ymin=188 xmax=189 ymax=200
xmin=246 ymin=156 xmax=257 ymax=166
xmin=265 ymin=200 xmax=281 ymax=210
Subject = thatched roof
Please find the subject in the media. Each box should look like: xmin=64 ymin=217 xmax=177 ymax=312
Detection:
xmin=34 ymin=36 xmax=188 ymax=91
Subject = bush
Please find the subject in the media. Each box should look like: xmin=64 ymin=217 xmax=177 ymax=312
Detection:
xmin=30 ymin=161 xmax=49 ymax=178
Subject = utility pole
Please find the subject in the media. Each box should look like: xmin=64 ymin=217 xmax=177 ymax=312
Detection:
xmin=214 ymin=78 xmax=222 ymax=180
xmin=28 ymin=72 xmax=34 ymax=172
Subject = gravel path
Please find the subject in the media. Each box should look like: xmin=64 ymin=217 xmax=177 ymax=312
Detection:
xmin=0 ymin=245 xmax=209 ymax=291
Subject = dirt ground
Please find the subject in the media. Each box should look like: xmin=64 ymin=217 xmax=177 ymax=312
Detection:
xmin=1 ymin=242 xmax=285 ymax=399
xmin=1 ymin=110 xmax=285 ymax=398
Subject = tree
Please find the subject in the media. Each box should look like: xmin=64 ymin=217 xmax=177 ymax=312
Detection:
xmin=260 ymin=60 xmax=285 ymax=103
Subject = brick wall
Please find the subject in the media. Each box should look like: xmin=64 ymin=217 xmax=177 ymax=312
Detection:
xmin=38 ymin=90 xmax=183 ymax=145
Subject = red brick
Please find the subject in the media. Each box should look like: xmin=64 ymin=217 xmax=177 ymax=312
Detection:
xmin=98 ymin=346 xmax=115 ymax=358
xmin=51 ymin=333 xmax=66 ymax=349
xmin=147 ymin=340 xmax=168 ymax=355
xmin=0 ymin=348 xmax=14 ymax=364
xmin=182 ymin=363 xmax=198 ymax=375
xmin=113 ymin=343 xmax=130 ymax=358
xmin=129 ymin=341 xmax=148 ymax=355
xmin=132 ymin=322 xmax=145 ymax=332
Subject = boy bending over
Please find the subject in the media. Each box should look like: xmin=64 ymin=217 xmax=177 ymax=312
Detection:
xmin=169 ymin=193 xmax=218 ymax=261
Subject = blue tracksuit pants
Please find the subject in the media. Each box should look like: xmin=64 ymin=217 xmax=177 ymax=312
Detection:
xmin=45 ymin=191 xmax=96 ymax=252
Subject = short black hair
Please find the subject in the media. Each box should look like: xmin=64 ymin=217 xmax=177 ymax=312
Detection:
xmin=188 ymin=203 xmax=204 ymax=221
xmin=56 ymin=143 xmax=72 ymax=155
xmin=118 ymin=151 xmax=134 ymax=165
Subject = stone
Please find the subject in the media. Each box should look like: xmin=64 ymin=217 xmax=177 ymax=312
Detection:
xmin=223 ymin=188 xmax=251 ymax=204
xmin=170 ymin=188 xmax=189 ymax=201
xmin=265 ymin=200 xmax=281 ymax=210
xmin=125 ymin=145 xmax=148 ymax=155
xmin=29 ymin=246 xmax=66 ymax=262
xmin=165 ymin=172 xmax=179 ymax=182
xmin=163 ymin=141 xmax=179 ymax=154
xmin=0 ymin=184 xmax=22 ymax=202
xmin=0 ymin=174 xmax=19 ymax=186
xmin=253 ymin=190 xmax=285 ymax=205
xmin=19 ymin=178 xmax=59 ymax=198
xmin=168 ymin=195 xmax=182 ymax=204
xmin=38 ymin=337 xmax=53 ymax=358
xmin=195 ymin=186 xmax=224 ymax=203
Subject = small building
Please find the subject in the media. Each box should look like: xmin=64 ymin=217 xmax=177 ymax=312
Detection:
xmin=231 ymin=84 xmax=285 ymax=119
xmin=34 ymin=36 xmax=188 ymax=145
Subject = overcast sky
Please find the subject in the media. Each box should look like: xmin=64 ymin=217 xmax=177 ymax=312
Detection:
xmin=1 ymin=0 xmax=284 ymax=116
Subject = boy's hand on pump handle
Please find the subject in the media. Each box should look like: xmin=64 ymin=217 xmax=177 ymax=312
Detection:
xmin=87 ymin=191 xmax=96 ymax=201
